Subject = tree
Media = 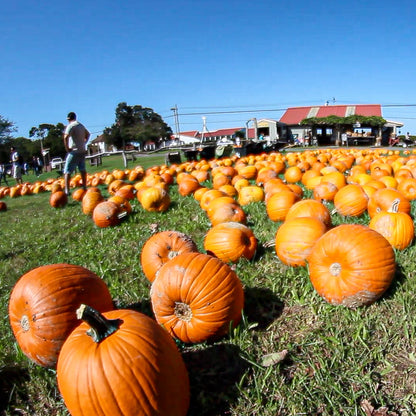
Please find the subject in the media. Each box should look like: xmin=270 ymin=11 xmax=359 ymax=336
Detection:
xmin=0 ymin=115 xmax=17 ymax=145
xmin=29 ymin=123 xmax=66 ymax=164
xmin=103 ymin=102 xmax=172 ymax=149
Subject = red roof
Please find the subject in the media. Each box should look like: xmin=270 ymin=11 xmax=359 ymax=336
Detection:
xmin=280 ymin=104 xmax=382 ymax=125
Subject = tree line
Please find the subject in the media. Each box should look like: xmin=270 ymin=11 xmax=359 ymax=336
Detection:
xmin=0 ymin=102 xmax=173 ymax=165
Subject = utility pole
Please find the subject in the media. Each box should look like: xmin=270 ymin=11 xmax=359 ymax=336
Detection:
xmin=170 ymin=105 xmax=180 ymax=140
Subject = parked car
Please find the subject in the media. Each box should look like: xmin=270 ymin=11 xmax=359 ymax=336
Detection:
xmin=50 ymin=157 xmax=64 ymax=169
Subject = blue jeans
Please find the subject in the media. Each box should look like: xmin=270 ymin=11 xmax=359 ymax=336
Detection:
xmin=64 ymin=151 xmax=86 ymax=174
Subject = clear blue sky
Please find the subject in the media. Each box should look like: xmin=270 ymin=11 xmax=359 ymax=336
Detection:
xmin=2 ymin=0 xmax=416 ymax=139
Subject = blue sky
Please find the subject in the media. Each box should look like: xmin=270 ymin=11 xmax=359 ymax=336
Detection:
xmin=2 ymin=0 xmax=416 ymax=139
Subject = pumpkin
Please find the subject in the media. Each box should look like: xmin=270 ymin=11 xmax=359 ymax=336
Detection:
xmin=397 ymin=177 xmax=416 ymax=200
xmin=367 ymin=188 xmax=411 ymax=218
xmin=57 ymin=305 xmax=190 ymax=416
xmin=0 ymin=201 xmax=7 ymax=211
xmin=150 ymin=252 xmax=244 ymax=343
xmin=81 ymin=189 xmax=104 ymax=215
xmin=207 ymin=200 xmax=247 ymax=226
xmin=284 ymin=198 xmax=332 ymax=227
xmin=237 ymin=185 xmax=265 ymax=206
xmin=369 ymin=199 xmax=414 ymax=250
xmin=312 ymin=181 xmax=338 ymax=202
xmin=140 ymin=186 xmax=171 ymax=212
xmin=308 ymin=224 xmax=396 ymax=307
xmin=266 ymin=190 xmax=300 ymax=222
xmin=49 ymin=190 xmax=68 ymax=208
xmin=204 ymin=222 xmax=257 ymax=263
xmin=275 ymin=217 xmax=327 ymax=267
xmin=92 ymin=200 xmax=125 ymax=228
xmin=8 ymin=263 xmax=113 ymax=368
xmin=72 ymin=188 xmax=87 ymax=202
xmin=141 ymin=230 xmax=199 ymax=282
xmin=333 ymin=184 xmax=369 ymax=217
xmin=108 ymin=195 xmax=133 ymax=214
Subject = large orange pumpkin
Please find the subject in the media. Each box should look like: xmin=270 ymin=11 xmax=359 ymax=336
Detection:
xmin=140 ymin=230 xmax=199 ymax=282
xmin=266 ymin=190 xmax=300 ymax=222
xmin=57 ymin=305 xmax=190 ymax=416
xmin=204 ymin=222 xmax=257 ymax=263
xmin=150 ymin=252 xmax=244 ymax=343
xmin=8 ymin=264 xmax=114 ymax=368
xmin=308 ymin=224 xmax=396 ymax=307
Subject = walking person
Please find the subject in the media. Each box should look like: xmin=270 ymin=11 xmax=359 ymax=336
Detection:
xmin=0 ymin=163 xmax=9 ymax=186
xmin=10 ymin=146 xmax=23 ymax=185
xmin=63 ymin=112 xmax=90 ymax=195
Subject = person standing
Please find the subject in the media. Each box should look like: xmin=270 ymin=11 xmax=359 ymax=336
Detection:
xmin=0 ymin=163 xmax=9 ymax=186
xmin=10 ymin=146 xmax=23 ymax=185
xmin=62 ymin=112 xmax=90 ymax=195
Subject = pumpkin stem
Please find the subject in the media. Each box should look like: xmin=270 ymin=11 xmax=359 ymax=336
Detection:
xmin=388 ymin=198 xmax=400 ymax=213
xmin=76 ymin=304 xmax=122 ymax=343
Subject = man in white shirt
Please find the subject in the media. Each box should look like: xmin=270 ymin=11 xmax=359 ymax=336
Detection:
xmin=63 ymin=112 xmax=90 ymax=195
xmin=10 ymin=146 xmax=23 ymax=185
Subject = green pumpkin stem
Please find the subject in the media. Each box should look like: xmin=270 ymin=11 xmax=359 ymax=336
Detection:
xmin=76 ymin=304 xmax=122 ymax=343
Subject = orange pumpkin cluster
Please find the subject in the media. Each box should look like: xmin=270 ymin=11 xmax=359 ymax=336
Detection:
xmin=5 ymin=147 xmax=416 ymax=308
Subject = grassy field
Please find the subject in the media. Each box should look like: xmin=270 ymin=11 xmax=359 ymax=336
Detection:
xmin=1 ymin=149 xmax=416 ymax=415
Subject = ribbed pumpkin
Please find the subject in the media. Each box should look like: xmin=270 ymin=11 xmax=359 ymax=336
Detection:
xmin=72 ymin=188 xmax=87 ymax=202
xmin=141 ymin=230 xmax=199 ymax=282
xmin=367 ymin=188 xmax=411 ymax=218
xmin=57 ymin=305 xmax=190 ymax=416
xmin=369 ymin=199 xmax=414 ymax=250
xmin=140 ymin=186 xmax=170 ymax=212
xmin=81 ymin=189 xmax=104 ymax=215
xmin=333 ymin=184 xmax=369 ymax=217
xmin=92 ymin=200 xmax=124 ymax=228
xmin=284 ymin=198 xmax=332 ymax=227
xmin=237 ymin=185 xmax=265 ymax=206
xmin=312 ymin=181 xmax=338 ymax=202
xmin=207 ymin=200 xmax=247 ymax=226
xmin=49 ymin=190 xmax=68 ymax=208
xmin=266 ymin=190 xmax=300 ymax=222
xmin=150 ymin=252 xmax=244 ymax=343
xmin=397 ymin=177 xmax=416 ymax=200
xmin=275 ymin=217 xmax=327 ymax=267
xmin=8 ymin=264 xmax=113 ymax=368
xmin=204 ymin=222 xmax=257 ymax=263
xmin=308 ymin=224 xmax=396 ymax=307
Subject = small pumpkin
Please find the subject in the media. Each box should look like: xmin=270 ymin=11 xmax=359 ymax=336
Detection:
xmin=57 ymin=305 xmax=190 ymax=416
xmin=8 ymin=263 xmax=114 ymax=368
xmin=204 ymin=222 xmax=257 ymax=263
xmin=369 ymin=199 xmax=414 ymax=250
xmin=141 ymin=230 xmax=199 ymax=282
xmin=333 ymin=184 xmax=368 ymax=217
xmin=81 ymin=189 xmax=104 ymax=215
xmin=140 ymin=186 xmax=171 ymax=212
xmin=49 ymin=190 xmax=68 ymax=208
xmin=150 ymin=252 xmax=244 ymax=343
xmin=92 ymin=200 xmax=125 ymax=228
xmin=275 ymin=217 xmax=327 ymax=267
xmin=308 ymin=224 xmax=396 ymax=307
xmin=367 ymin=188 xmax=411 ymax=218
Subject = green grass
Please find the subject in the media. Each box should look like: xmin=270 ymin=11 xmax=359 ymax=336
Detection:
xmin=2 ymin=151 xmax=416 ymax=415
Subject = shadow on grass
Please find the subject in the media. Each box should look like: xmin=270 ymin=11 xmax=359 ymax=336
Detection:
xmin=0 ymin=365 xmax=30 ymax=412
xmin=183 ymin=343 xmax=250 ymax=416
xmin=244 ymin=286 xmax=284 ymax=329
